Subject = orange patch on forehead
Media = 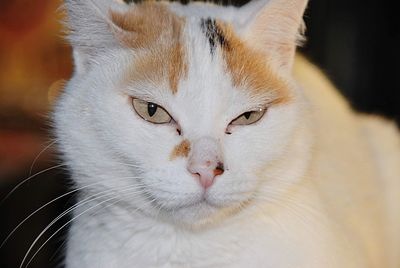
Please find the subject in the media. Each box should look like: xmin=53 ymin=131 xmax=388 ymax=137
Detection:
xmin=112 ymin=2 xmax=187 ymax=93
xmin=170 ymin=139 xmax=191 ymax=160
xmin=215 ymin=21 xmax=291 ymax=104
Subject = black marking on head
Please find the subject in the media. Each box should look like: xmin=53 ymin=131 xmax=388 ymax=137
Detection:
xmin=200 ymin=18 xmax=227 ymax=55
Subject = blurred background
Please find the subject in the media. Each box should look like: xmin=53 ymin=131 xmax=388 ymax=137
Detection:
xmin=0 ymin=0 xmax=399 ymax=267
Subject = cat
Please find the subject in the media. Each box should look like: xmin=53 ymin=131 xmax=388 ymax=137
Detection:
xmin=53 ymin=0 xmax=400 ymax=267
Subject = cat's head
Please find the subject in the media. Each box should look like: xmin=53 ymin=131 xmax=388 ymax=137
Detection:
xmin=55 ymin=0 xmax=311 ymax=227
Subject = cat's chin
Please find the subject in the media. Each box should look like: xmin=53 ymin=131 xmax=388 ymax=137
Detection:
xmin=157 ymin=200 xmax=241 ymax=228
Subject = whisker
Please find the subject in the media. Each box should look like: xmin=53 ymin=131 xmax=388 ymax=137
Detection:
xmin=112 ymin=162 xmax=143 ymax=169
xmin=22 ymin=195 xmax=123 ymax=268
xmin=1 ymin=157 xmax=151 ymax=207
xmin=19 ymin=185 xmax=145 ymax=268
xmin=0 ymin=163 xmax=66 ymax=206
xmin=28 ymin=139 xmax=58 ymax=177
xmin=0 ymin=175 xmax=149 ymax=249
xmin=254 ymin=192 xmax=325 ymax=231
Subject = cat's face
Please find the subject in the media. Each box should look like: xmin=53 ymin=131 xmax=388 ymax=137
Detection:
xmin=56 ymin=0 xmax=310 ymax=227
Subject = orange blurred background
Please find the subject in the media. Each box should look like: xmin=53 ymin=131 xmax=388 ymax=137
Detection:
xmin=0 ymin=0 xmax=72 ymax=180
xmin=0 ymin=3 xmax=73 ymax=265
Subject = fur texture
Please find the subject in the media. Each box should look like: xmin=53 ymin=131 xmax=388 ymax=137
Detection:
xmin=55 ymin=0 xmax=400 ymax=267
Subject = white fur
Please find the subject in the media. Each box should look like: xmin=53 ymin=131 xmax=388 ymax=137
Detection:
xmin=55 ymin=1 xmax=400 ymax=267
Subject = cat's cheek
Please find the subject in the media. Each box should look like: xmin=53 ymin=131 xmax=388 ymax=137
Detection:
xmin=206 ymin=173 xmax=258 ymax=207
xmin=223 ymin=128 xmax=267 ymax=175
xmin=219 ymin=108 xmax=297 ymax=199
xmin=237 ymin=106 xmax=296 ymax=161
xmin=101 ymin=112 xmax=181 ymax=167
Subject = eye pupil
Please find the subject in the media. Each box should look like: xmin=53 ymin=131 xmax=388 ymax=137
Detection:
xmin=243 ymin=112 xmax=252 ymax=120
xmin=148 ymin=103 xmax=158 ymax=117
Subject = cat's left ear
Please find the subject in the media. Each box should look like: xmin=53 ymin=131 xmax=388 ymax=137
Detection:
xmin=238 ymin=0 xmax=308 ymax=71
xmin=65 ymin=0 xmax=132 ymax=74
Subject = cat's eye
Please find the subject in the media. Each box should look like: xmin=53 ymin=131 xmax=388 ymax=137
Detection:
xmin=230 ymin=108 xmax=266 ymax=125
xmin=132 ymin=99 xmax=172 ymax=124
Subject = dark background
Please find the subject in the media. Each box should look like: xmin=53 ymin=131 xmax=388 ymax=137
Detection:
xmin=1 ymin=0 xmax=399 ymax=267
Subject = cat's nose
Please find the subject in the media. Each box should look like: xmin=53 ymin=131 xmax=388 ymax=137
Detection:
xmin=187 ymin=161 xmax=224 ymax=189
xmin=186 ymin=136 xmax=224 ymax=189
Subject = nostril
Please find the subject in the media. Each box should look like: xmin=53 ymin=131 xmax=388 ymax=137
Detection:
xmin=217 ymin=162 xmax=224 ymax=170
xmin=214 ymin=162 xmax=224 ymax=176
xmin=187 ymin=161 xmax=224 ymax=189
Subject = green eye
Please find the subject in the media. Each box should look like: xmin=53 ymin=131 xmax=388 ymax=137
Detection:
xmin=230 ymin=108 xmax=266 ymax=125
xmin=132 ymin=99 xmax=172 ymax=124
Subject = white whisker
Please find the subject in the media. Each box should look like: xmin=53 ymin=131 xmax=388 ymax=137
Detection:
xmin=0 ymin=164 xmax=66 ymax=206
xmin=23 ymin=196 xmax=123 ymax=268
xmin=19 ymin=184 xmax=146 ymax=268
xmin=28 ymin=139 xmax=58 ymax=177
xmin=0 ymin=175 xmax=149 ymax=249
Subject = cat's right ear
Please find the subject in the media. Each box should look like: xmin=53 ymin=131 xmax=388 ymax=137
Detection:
xmin=64 ymin=0 xmax=131 ymax=74
xmin=237 ymin=0 xmax=308 ymax=72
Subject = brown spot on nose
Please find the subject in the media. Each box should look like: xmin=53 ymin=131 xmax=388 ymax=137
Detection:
xmin=170 ymin=139 xmax=191 ymax=160
xmin=214 ymin=162 xmax=224 ymax=176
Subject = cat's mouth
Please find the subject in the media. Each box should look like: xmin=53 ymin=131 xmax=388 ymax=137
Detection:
xmin=170 ymin=195 xmax=221 ymax=210
xmin=148 ymin=190 xmax=221 ymax=212
xmin=136 ymin=178 xmax=254 ymax=224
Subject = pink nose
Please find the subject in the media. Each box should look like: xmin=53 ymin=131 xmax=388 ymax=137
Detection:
xmin=187 ymin=161 xmax=224 ymax=189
